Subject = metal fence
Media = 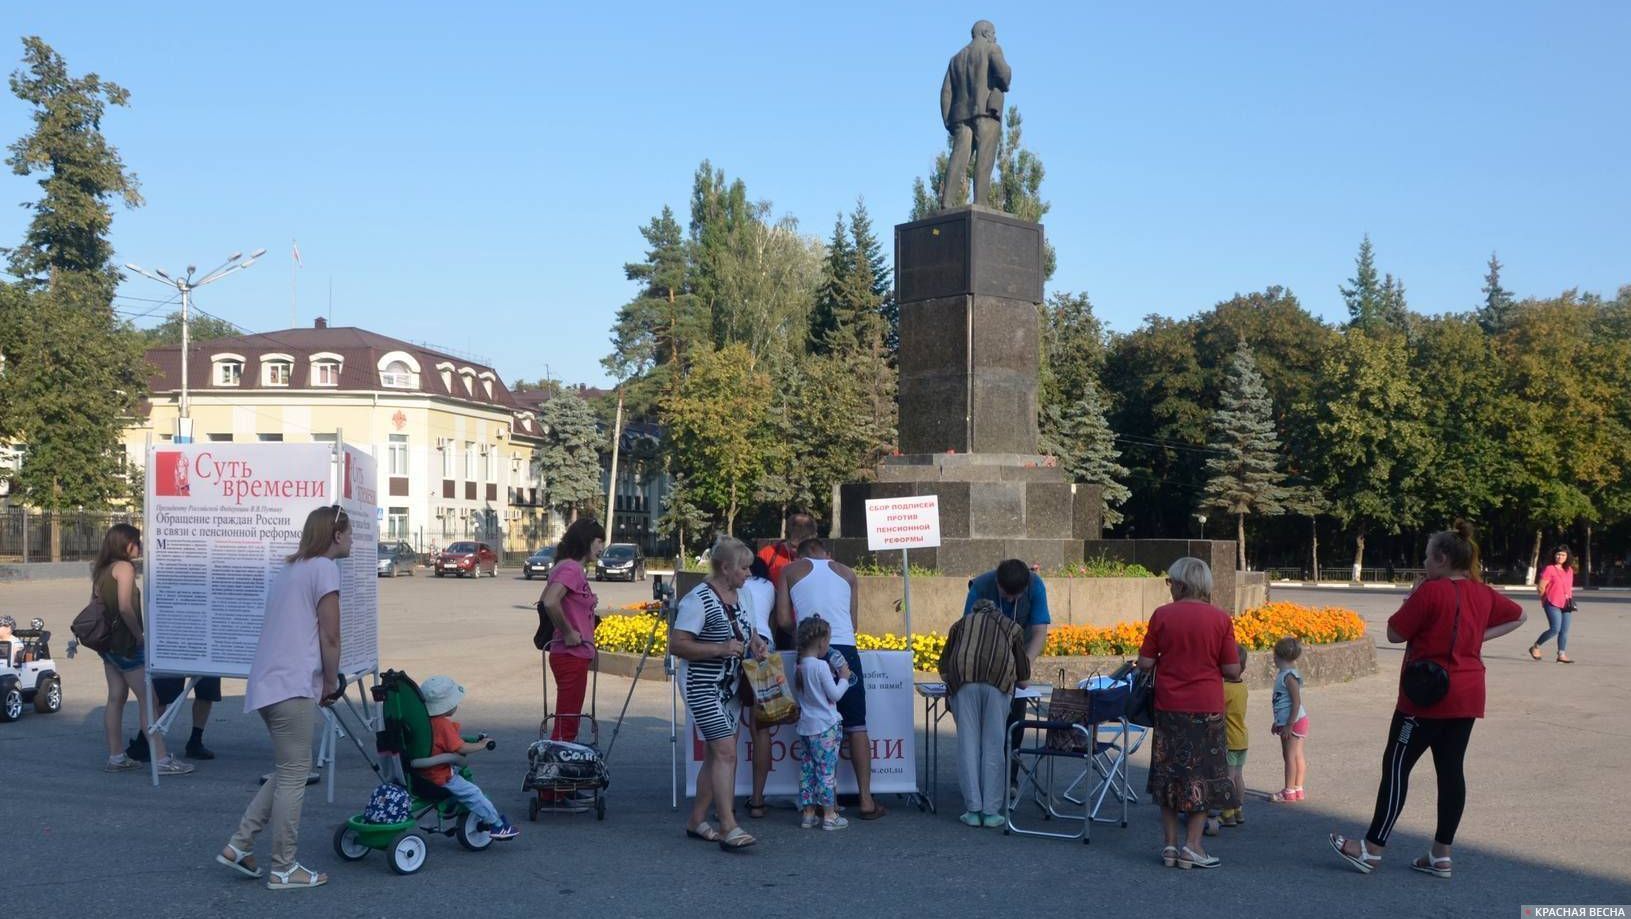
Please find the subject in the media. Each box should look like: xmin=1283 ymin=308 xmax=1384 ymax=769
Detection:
xmin=1263 ymin=565 xmax=1429 ymax=583
xmin=0 ymin=509 xmax=138 ymax=563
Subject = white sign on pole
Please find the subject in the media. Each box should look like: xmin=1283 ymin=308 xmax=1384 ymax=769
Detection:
xmin=684 ymin=651 xmax=918 ymax=797
xmin=143 ymin=442 xmax=380 ymax=679
xmin=337 ymin=443 xmax=380 ymax=676
xmin=863 ymin=495 xmax=942 ymax=551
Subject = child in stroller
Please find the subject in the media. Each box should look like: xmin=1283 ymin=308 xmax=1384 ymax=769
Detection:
xmin=419 ymin=675 xmax=518 ymax=840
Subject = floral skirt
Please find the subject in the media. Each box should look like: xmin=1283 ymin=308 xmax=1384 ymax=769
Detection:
xmin=1146 ymin=710 xmax=1232 ymax=812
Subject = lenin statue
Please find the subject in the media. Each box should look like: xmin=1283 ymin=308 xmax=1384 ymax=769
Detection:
xmin=938 ymin=20 xmax=1012 ymax=209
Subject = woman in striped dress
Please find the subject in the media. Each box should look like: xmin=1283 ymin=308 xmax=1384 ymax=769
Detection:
xmin=674 ymin=536 xmax=767 ymax=851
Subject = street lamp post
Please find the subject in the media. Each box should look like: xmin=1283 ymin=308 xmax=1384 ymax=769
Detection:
xmin=125 ymin=249 xmax=266 ymax=443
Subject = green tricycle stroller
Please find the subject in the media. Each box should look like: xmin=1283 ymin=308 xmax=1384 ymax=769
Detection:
xmin=328 ymin=670 xmax=500 ymax=875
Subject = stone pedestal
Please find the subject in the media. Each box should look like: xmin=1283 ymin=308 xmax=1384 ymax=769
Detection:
xmin=895 ymin=206 xmax=1046 ymax=455
xmin=834 ymin=207 xmax=1106 ymax=577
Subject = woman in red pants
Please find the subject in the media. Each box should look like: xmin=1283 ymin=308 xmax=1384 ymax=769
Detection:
xmin=539 ymin=518 xmax=605 ymax=753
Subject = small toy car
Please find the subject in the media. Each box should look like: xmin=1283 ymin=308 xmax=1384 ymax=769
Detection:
xmin=0 ymin=618 xmax=62 ymax=722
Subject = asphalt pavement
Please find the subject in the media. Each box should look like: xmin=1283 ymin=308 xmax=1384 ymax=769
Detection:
xmin=2 ymin=572 xmax=1627 ymax=918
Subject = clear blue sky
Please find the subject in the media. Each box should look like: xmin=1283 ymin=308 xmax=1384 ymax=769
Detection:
xmin=5 ymin=1 xmax=1627 ymax=387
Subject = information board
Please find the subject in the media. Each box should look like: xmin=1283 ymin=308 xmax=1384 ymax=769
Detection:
xmin=863 ymin=495 xmax=942 ymax=551
xmin=337 ymin=444 xmax=380 ymax=676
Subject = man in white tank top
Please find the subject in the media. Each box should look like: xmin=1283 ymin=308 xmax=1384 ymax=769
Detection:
xmin=775 ymin=539 xmax=887 ymax=819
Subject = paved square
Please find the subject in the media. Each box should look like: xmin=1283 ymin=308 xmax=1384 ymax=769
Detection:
xmin=3 ymin=574 xmax=1628 ymax=917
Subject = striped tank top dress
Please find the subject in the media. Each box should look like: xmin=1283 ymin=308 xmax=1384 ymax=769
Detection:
xmin=681 ymin=582 xmax=754 ymax=742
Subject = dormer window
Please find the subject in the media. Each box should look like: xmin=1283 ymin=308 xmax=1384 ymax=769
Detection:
xmin=479 ymin=371 xmax=495 ymax=400
xmin=212 ymin=353 xmax=246 ymax=386
xmin=309 ymin=352 xmax=343 ymax=387
xmin=259 ymin=353 xmax=294 ymax=387
xmin=436 ymin=361 xmax=455 ymax=392
xmin=459 ymin=369 xmax=475 ymax=396
xmin=381 ymin=359 xmax=416 ymax=388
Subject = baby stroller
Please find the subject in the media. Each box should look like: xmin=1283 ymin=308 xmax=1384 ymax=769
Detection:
xmin=329 ymin=670 xmax=500 ymax=875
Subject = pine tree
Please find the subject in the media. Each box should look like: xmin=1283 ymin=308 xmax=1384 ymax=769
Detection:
xmin=1478 ymin=252 xmax=1516 ymax=334
xmin=534 ymin=395 xmax=604 ymax=522
xmin=603 ymin=205 xmax=698 ymax=418
xmin=1340 ymin=235 xmax=1384 ymax=329
xmin=1040 ymin=375 xmax=1129 ymax=528
xmin=1201 ymin=342 xmax=1289 ymax=570
xmin=848 ymin=200 xmax=897 ymax=358
xmin=807 ymin=215 xmax=852 ymax=353
xmin=0 ymin=38 xmax=148 ymax=540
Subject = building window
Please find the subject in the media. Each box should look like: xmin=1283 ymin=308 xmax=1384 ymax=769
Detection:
xmin=464 ymin=441 xmax=476 ymax=480
xmin=263 ymin=361 xmax=292 ymax=387
xmin=441 ymin=440 xmax=454 ymax=477
xmin=387 ymin=507 xmax=408 ymax=538
xmin=207 ymin=433 xmax=233 ymax=442
xmin=311 ymin=433 xmax=337 ymax=444
xmin=258 ymin=433 xmax=283 ymax=442
xmin=388 ymin=434 xmax=408 ymax=476
xmin=313 ymin=361 xmax=341 ymax=386
xmin=483 ymin=446 xmax=494 ymax=482
xmin=214 ymin=361 xmax=242 ymax=386
xmin=381 ymin=359 xmax=417 ymax=389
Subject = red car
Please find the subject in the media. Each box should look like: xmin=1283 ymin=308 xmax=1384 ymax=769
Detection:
xmin=435 ymin=541 xmax=498 ymax=579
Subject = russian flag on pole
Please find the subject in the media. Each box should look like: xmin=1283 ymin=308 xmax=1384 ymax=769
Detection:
xmin=292 ymin=239 xmax=303 ymax=268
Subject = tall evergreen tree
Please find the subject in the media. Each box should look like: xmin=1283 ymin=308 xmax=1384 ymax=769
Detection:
xmin=1478 ymin=252 xmax=1516 ymax=334
xmin=1341 ymin=235 xmax=1387 ymax=330
xmin=847 ymin=200 xmax=897 ymax=358
xmin=603 ymin=205 xmax=699 ymax=418
xmin=1201 ymin=342 xmax=1289 ymax=570
xmin=534 ymin=394 xmax=604 ymax=522
xmin=1040 ymin=375 xmax=1129 ymax=528
xmin=807 ymin=215 xmax=853 ymax=353
xmin=0 ymin=37 xmax=148 ymax=536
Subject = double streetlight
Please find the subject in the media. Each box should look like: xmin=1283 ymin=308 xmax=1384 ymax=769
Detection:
xmin=125 ymin=248 xmax=267 ymax=442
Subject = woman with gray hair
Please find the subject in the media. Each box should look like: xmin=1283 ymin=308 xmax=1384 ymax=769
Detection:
xmin=672 ymin=536 xmax=768 ymax=851
xmin=1135 ymin=556 xmax=1242 ymax=870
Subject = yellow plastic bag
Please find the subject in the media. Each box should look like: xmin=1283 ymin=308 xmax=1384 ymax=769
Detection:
xmin=742 ymin=653 xmax=800 ymax=726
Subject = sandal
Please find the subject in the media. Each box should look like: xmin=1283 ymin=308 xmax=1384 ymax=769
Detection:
xmin=1161 ymin=845 xmax=1179 ymax=867
xmin=1556 ymin=654 xmax=1574 ymax=664
xmin=718 ymin=826 xmax=757 ymax=851
xmin=1268 ymin=788 xmax=1297 ymax=803
xmin=1528 ymin=645 xmax=1542 ymax=660
xmin=746 ymin=798 xmax=767 ymax=819
xmin=265 ymin=863 xmax=327 ymax=891
xmin=1411 ymin=853 xmax=1452 ymax=879
xmin=1329 ymin=833 xmax=1382 ymax=875
xmin=1178 ymin=845 xmax=1220 ymax=869
xmin=684 ymin=820 xmax=721 ymax=842
xmin=215 ymin=843 xmax=262 ymax=879
xmin=858 ymin=802 xmax=889 ymax=820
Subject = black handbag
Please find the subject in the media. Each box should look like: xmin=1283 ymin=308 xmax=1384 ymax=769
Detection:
xmin=1401 ymin=581 xmax=1460 ymax=708
xmin=1562 ymin=598 xmax=1578 ymax=613
xmin=1126 ymin=663 xmax=1157 ymax=727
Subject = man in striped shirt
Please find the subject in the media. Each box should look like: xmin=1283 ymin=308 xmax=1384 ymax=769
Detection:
xmin=937 ymin=599 xmax=1030 ymax=827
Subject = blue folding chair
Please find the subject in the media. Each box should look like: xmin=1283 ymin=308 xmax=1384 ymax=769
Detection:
xmin=1061 ymin=676 xmax=1147 ymax=827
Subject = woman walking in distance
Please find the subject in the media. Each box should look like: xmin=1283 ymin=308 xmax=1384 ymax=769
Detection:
xmin=1330 ymin=522 xmax=1526 ymax=880
xmin=219 ymin=505 xmax=349 ymax=891
xmin=1528 ymin=545 xmax=1577 ymax=663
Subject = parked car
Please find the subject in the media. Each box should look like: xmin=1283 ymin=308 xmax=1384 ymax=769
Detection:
xmin=436 ymin=541 xmax=498 ymax=578
xmin=377 ymin=541 xmax=418 ymax=577
xmin=0 ymin=618 xmax=62 ymax=722
xmin=522 ymin=546 xmax=555 ymax=580
xmin=595 ymin=543 xmax=646 ymax=582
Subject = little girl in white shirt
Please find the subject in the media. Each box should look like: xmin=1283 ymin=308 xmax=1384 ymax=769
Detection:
xmin=793 ymin=616 xmax=850 ymax=830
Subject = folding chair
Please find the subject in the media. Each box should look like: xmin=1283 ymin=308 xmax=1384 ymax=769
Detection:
xmin=1003 ymin=685 xmax=1109 ymax=844
xmin=1060 ymin=676 xmax=1146 ymax=827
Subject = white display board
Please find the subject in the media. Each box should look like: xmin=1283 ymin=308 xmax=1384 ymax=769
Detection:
xmin=337 ymin=444 xmax=380 ymax=676
xmin=685 ymin=650 xmax=918 ymax=797
xmin=864 ymin=495 xmax=942 ymax=551
xmin=143 ymin=442 xmax=379 ymax=679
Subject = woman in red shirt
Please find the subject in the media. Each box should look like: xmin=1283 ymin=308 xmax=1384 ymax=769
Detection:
xmin=1330 ymin=522 xmax=1526 ymax=880
xmin=1528 ymin=545 xmax=1576 ymax=663
xmin=1136 ymin=557 xmax=1241 ymax=871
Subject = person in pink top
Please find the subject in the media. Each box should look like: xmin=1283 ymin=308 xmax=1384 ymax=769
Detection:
xmin=1528 ymin=545 xmax=1577 ymax=663
xmin=220 ymin=504 xmax=349 ymax=891
xmin=538 ymin=518 xmax=604 ymax=745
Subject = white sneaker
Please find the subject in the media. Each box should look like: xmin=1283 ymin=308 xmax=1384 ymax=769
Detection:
xmin=104 ymin=754 xmax=140 ymax=773
xmin=156 ymin=755 xmax=196 ymax=775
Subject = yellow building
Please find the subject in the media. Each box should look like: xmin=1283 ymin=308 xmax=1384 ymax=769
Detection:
xmin=123 ymin=320 xmax=557 ymax=557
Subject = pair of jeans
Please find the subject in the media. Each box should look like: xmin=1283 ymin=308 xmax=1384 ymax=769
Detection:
xmin=951 ymin=682 xmax=1010 ymax=816
xmin=549 ymin=652 xmax=591 ymax=741
xmin=229 ymin=698 xmax=315 ymax=872
xmin=1534 ymin=602 xmax=1570 ymax=652
xmin=443 ymin=774 xmax=501 ymax=825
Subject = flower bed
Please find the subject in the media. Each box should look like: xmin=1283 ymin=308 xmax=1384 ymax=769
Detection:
xmin=595 ymin=601 xmax=1366 ymax=675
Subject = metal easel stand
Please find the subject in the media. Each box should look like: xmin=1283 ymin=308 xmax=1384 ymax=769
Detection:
xmin=143 ymin=672 xmax=200 ymax=788
xmin=319 ymin=668 xmax=380 ymax=803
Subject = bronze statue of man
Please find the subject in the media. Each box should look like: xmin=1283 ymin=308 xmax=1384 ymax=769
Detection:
xmin=939 ymin=20 xmax=1012 ymax=209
